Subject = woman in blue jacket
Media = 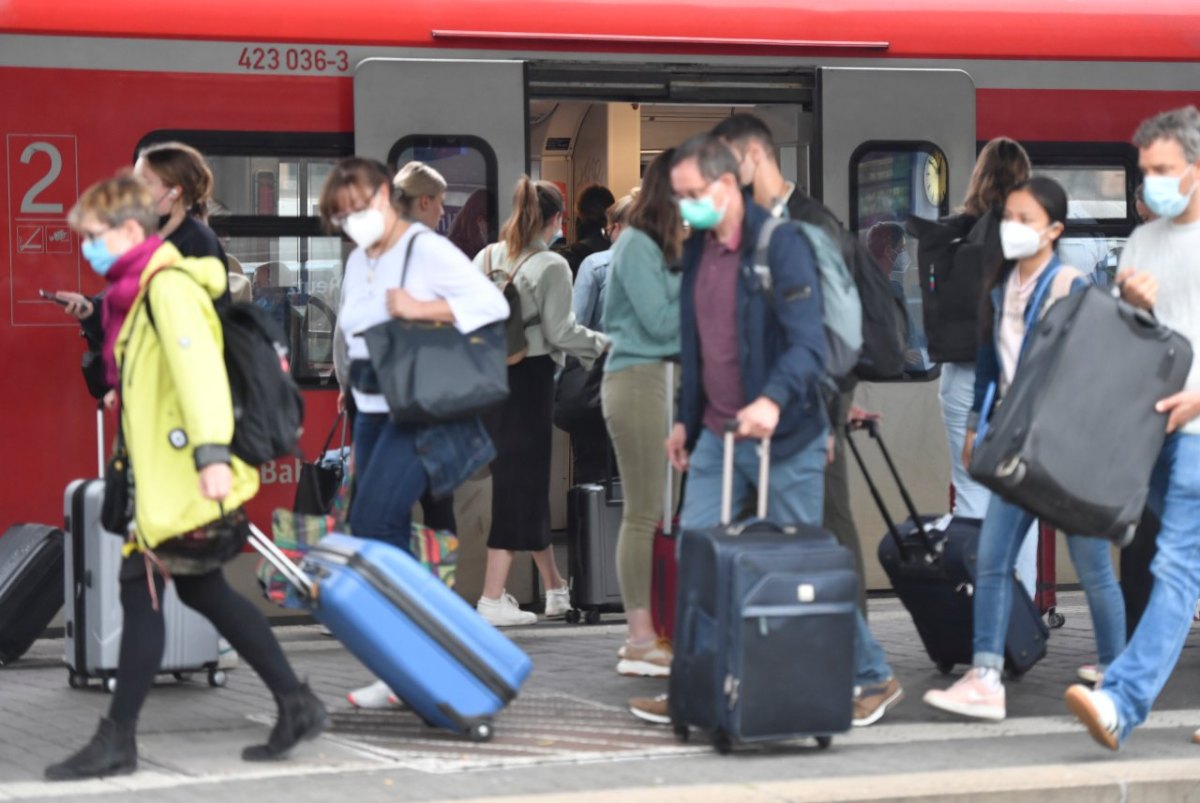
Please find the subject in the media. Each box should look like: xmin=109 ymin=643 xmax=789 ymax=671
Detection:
xmin=924 ymin=177 xmax=1126 ymax=721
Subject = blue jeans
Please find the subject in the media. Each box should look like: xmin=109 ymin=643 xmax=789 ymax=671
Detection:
xmin=349 ymin=413 xmax=428 ymax=554
xmin=940 ymin=362 xmax=1037 ymax=597
xmin=972 ymin=494 xmax=1125 ymax=673
xmin=1102 ymin=433 xmax=1200 ymax=744
xmin=681 ymin=428 xmax=892 ymax=685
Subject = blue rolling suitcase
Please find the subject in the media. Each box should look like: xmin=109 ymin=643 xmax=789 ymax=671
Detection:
xmin=845 ymin=420 xmax=1047 ymax=677
xmin=668 ymin=426 xmax=858 ymax=753
xmin=251 ymin=528 xmax=531 ymax=742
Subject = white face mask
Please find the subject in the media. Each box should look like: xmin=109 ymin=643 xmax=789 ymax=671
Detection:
xmin=1000 ymin=220 xmax=1052 ymax=260
xmin=342 ymin=208 xmax=386 ymax=249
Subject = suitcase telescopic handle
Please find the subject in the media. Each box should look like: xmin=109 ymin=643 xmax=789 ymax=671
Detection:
xmin=721 ymin=421 xmax=769 ymax=527
xmin=96 ymin=402 xmax=105 ymax=478
xmin=247 ymin=523 xmax=317 ymax=602
xmin=662 ymin=361 xmax=675 ymax=536
xmin=844 ymin=420 xmax=941 ymax=559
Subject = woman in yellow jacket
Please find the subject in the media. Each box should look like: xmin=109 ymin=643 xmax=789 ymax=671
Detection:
xmin=46 ymin=176 xmax=326 ymax=781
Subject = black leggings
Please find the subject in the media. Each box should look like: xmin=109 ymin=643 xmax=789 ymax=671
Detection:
xmin=109 ymin=568 xmax=300 ymax=725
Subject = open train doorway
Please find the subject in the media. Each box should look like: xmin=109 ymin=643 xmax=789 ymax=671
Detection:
xmin=354 ymin=58 xmax=976 ymax=596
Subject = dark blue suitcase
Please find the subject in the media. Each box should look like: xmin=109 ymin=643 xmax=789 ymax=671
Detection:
xmin=251 ymin=529 xmax=531 ymax=742
xmin=668 ymin=428 xmax=858 ymax=753
xmin=846 ymin=421 xmax=1047 ymax=677
xmin=0 ymin=524 xmax=64 ymax=666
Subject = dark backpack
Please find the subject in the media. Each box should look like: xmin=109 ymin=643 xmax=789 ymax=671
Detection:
xmin=484 ymin=245 xmax=541 ymax=365
xmin=786 ymin=195 xmax=907 ymax=383
xmin=146 ymin=262 xmax=304 ymax=466
xmin=907 ymin=211 xmax=999 ymax=364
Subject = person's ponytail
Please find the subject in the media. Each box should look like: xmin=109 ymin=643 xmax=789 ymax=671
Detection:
xmin=502 ymin=176 xmax=543 ymax=255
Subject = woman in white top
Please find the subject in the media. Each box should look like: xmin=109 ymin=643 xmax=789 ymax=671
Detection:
xmin=471 ymin=177 xmax=608 ymax=627
xmin=318 ymin=157 xmax=508 ymax=707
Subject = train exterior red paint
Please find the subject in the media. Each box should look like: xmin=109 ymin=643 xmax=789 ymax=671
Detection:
xmin=1 ymin=0 xmax=1198 ymax=534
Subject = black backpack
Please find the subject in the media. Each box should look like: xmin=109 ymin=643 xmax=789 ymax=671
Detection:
xmin=787 ymin=195 xmax=907 ymax=383
xmin=907 ymin=211 xmax=1000 ymax=364
xmin=146 ymin=263 xmax=304 ymax=466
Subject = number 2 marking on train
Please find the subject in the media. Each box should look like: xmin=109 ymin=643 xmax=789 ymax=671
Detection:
xmin=19 ymin=142 xmax=64 ymax=215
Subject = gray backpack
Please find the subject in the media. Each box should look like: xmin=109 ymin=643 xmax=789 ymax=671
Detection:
xmin=754 ymin=217 xmax=863 ymax=381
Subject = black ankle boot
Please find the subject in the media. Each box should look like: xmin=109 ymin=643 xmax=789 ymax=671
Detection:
xmin=45 ymin=717 xmax=138 ymax=781
xmin=243 ymin=683 xmax=328 ymax=761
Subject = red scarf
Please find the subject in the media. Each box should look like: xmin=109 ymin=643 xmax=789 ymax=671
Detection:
xmin=101 ymin=236 xmax=163 ymax=388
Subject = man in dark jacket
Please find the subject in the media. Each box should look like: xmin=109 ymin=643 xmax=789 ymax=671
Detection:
xmin=713 ymin=113 xmax=886 ymax=613
xmin=628 ymin=134 xmax=903 ymax=728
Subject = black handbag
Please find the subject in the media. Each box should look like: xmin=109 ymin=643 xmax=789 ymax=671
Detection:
xmin=293 ymin=411 xmax=347 ymax=515
xmin=359 ymin=232 xmax=510 ymax=424
xmin=101 ymin=425 xmax=133 ymax=535
xmin=553 ymin=353 xmax=607 ymax=434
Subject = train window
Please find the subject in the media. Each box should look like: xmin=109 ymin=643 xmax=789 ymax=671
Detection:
xmin=1024 ymin=143 xmax=1139 ymax=288
xmin=851 ymin=142 xmax=950 ymax=379
xmin=387 ymin=135 xmax=499 ymax=260
xmin=135 ymin=131 xmax=353 ymax=388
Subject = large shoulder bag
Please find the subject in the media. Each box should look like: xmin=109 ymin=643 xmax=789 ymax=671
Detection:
xmin=361 ymin=232 xmax=510 ymax=424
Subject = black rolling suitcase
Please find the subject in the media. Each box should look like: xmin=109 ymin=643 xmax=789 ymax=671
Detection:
xmin=846 ymin=420 xmax=1047 ymax=677
xmin=0 ymin=524 xmax=64 ymax=665
xmin=970 ymin=285 xmax=1192 ymax=546
xmin=564 ymin=468 xmax=623 ymax=624
xmin=669 ymin=425 xmax=858 ymax=753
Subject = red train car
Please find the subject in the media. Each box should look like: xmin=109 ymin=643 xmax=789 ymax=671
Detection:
xmin=2 ymin=0 xmax=1197 ymax=594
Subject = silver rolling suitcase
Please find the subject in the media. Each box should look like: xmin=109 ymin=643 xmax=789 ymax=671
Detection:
xmin=63 ymin=406 xmax=224 ymax=692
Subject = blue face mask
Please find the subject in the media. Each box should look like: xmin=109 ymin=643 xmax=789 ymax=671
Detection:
xmin=1143 ymin=170 xmax=1197 ymax=220
xmin=82 ymin=237 xmax=117 ymax=277
xmin=679 ymin=193 xmax=726 ymax=230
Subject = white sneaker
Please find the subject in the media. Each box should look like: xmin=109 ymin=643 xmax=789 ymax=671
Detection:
xmin=347 ymin=679 xmax=403 ymax=709
xmin=477 ymin=592 xmax=537 ymax=627
xmin=544 ymin=584 xmax=571 ymax=618
xmin=1065 ymin=684 xmax=1119 ymax=750
xmin=217 ymin=638 xmax=239 ymax=670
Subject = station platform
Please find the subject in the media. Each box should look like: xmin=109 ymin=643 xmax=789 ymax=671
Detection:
xmin=0 ymin=591 xmax=1197 ymax=802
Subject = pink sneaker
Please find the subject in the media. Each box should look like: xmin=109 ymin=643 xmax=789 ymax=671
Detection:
xmin=922 ymin=668 xmax=1006 ymax=721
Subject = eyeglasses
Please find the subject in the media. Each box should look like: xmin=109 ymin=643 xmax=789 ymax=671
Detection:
xmin=81 ymin=226 xmax=112 ymax=244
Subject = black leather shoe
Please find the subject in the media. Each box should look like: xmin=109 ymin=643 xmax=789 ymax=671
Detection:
xmin=242 ymin=683 xmax=328 ymax=761
xmin=45 ymin=717 xmax=138 ymax=781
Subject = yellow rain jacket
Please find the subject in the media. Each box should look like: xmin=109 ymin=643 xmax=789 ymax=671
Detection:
xmin=114 ymin=242 xmax=259 ymax=551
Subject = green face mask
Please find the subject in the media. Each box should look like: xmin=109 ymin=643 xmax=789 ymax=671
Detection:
xmin=679 ymin=193 xmax=725 ymax=230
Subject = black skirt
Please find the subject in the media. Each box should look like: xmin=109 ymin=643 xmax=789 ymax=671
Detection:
xmin=484 ymin=355 xmax=555 ymax=551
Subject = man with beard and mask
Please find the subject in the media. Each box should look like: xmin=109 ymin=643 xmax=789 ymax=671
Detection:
xmin=1065 ymin=105 xmax=1200 ymax=752
xmin=712 ymin=113 xmax=889 ymax=616
xmin=628 ymin=134 xmax=904 ymax=729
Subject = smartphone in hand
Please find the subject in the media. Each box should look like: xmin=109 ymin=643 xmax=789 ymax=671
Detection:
xmin=38 ymin=289 xmax=70 ymax=306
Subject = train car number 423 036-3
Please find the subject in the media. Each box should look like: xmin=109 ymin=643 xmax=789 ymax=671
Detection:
xmin=237 ymin=46 xmax=350 ymax=73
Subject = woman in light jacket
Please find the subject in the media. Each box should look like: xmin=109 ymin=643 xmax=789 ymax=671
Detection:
xmin=924 ymin=177 xmax=1125 ymax=721
xmin=600 ymin=149 xmax=683 ymax=676
xmin=472 ymin=178 xmax=608 ymax=627
xmin=46 ymin=176 xmax=325 ymax=781
xmin=320 ymin=157 xmax=509 ymax=707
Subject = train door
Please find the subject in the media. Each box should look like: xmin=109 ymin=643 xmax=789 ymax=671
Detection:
xmin=353 ymin=58 xmax=532 ymax=604
xmin=817 ymin=67 xmax=976 ymax=589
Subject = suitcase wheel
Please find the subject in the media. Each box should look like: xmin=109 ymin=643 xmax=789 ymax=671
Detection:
xmin=584 ymin=609 xmax=602 ymax=625
xmin=104 ymin=677 xmax=118 ymax=694
xmin=1046 ymin=610 xmax=1066 ymax=629
xmin=815 ymin=736 xmax=832 ymax=750
xmin=673 ymin=724 xmax=690 ymax=743
xmin=67 ymin=671 xmax=86 ymax=690
xmin=207 ymin=669 xmax=228 ymax=688
xmin=936 ymin=661 xmax=955 ymax=676
xmin=712 ymin=730 xmax=733 ymax=755
xmin=564 ymin=609 xmax=582 ymax=624
xmin=173 ymin=672 xmax=193 ymax=683
xmin=469 ymin=722 xmax=494 ymax=743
